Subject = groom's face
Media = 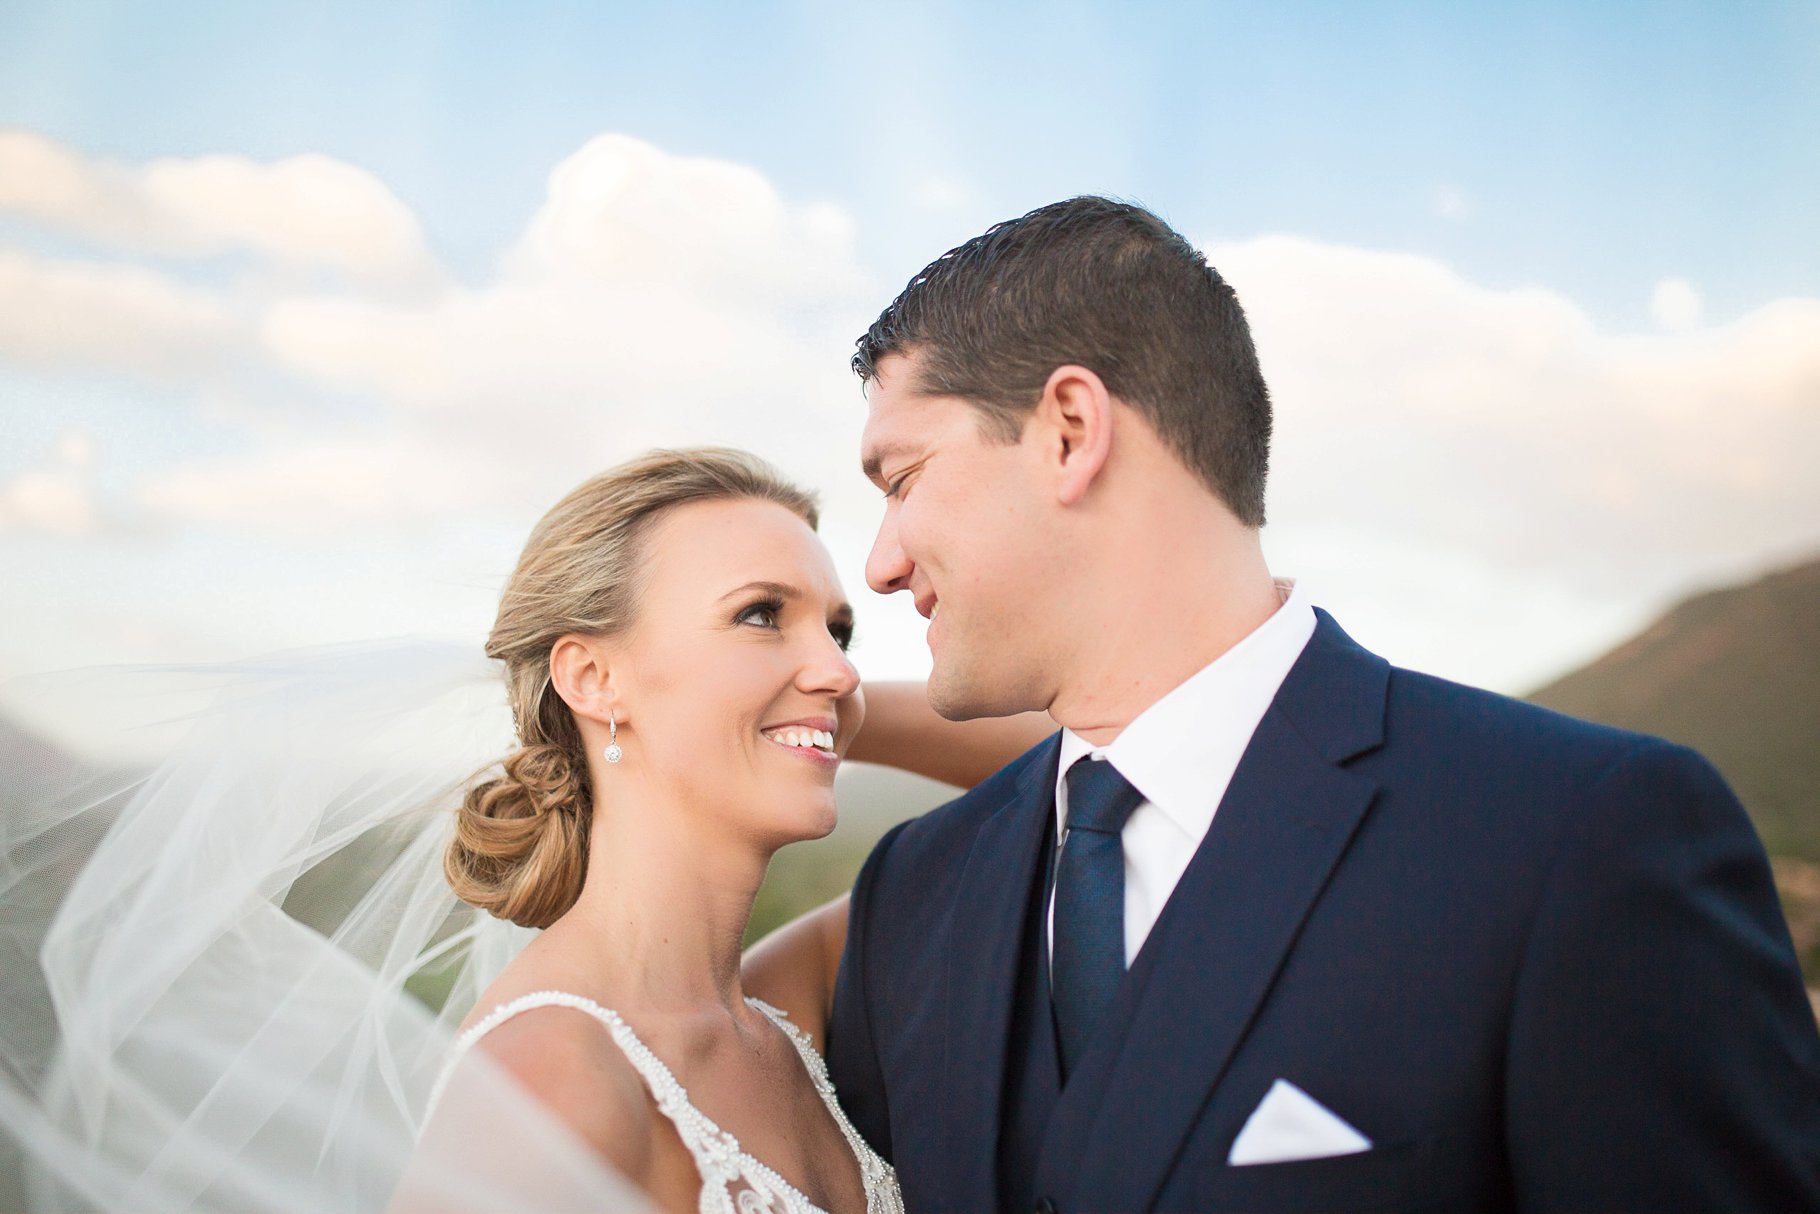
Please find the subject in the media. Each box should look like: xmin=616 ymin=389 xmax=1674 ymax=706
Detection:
xmin=861 ymin=352 xmax=1055 ymax=720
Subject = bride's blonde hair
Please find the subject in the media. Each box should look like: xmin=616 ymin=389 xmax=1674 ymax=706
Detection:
xmin=445 ymin=448 xmax=820 ymax=928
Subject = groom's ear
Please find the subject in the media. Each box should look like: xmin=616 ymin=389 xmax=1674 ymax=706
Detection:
xmin=548 ymin=635 xmax=620 ymax=727
xmin=1035 ymin=363 xmax=1115 ymax=507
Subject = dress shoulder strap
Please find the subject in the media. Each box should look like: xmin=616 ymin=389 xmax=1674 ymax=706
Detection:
xmin=429 ymin=990 xmax=714 ymax=1138
xmin=425 ymin=989 xmax=634 ymax=1124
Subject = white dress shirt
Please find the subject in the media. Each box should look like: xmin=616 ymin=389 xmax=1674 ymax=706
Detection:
xmin=1049 ymin=579 xmax=1316 ymax=966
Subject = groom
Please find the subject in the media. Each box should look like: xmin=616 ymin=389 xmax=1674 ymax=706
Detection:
xmin=826 ymin=197 xmax=1820 ymax=1211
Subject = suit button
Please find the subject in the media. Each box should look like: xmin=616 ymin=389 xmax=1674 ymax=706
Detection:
xmin=1035 ymin=1200 xmax=1057 ymax=1214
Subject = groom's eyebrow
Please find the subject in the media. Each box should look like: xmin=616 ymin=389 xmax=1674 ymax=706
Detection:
xmin=861 ymin=442 xmax=915 ymax=487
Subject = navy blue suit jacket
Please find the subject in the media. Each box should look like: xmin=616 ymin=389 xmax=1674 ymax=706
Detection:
xmin=827 ymin=611 xmax=1820 ymax=1212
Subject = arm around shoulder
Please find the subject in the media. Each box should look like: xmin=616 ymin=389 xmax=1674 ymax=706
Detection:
xmin=1504 ymin=739 xmax=1820 ymax=1210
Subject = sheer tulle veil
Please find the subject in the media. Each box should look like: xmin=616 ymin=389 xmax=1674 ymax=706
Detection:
xmin=0 ymin=641 xmax=650 ymax=1212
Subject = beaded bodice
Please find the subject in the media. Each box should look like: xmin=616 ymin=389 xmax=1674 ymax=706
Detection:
xmin=431 ymin=990 xmax=902 ymax=1214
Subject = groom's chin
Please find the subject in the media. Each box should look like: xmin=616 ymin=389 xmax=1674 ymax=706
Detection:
xmin=927 ymin=666 xmax=1039 ymax=723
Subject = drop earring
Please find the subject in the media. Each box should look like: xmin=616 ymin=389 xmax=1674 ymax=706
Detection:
xmin=604 ymin=715 xmax=622 ymax=764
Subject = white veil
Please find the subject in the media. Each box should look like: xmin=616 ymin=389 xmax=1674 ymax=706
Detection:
xmin=0 ymin=641 xmax=651 ymax=1213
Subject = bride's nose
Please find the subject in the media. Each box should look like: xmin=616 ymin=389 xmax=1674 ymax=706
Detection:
xmin=797 ymin=632 xmax=860 ymax=700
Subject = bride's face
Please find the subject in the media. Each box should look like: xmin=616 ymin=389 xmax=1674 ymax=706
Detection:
xmin=611 ymin=496 xmax=862 ymax=844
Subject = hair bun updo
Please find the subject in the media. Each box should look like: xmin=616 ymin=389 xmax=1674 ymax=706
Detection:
xmin=444 ymin=743 xmax=592 ymax=930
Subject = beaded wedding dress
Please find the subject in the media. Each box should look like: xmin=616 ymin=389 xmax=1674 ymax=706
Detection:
xmin=434 ymin=992 xmax=902 ymax=1214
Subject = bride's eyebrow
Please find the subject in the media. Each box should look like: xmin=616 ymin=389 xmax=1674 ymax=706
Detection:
xmin=717 ymin=580 xmax=799 ymax=603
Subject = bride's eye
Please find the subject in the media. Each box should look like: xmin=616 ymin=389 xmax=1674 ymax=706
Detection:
xmin=735 ymin=599 xmax=783 ymax=630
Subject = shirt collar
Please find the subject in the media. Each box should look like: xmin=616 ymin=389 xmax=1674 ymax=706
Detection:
xmin=1055 ymin=578 xmax=1316 ymax=840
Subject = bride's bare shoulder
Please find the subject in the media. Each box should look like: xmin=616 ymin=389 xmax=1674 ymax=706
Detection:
xmin=469 ymin=999 xmax=656 ymax=1176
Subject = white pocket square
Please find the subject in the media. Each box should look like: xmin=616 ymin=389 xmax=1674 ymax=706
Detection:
xmin=1227 ymin=1079 xmax=1372 ymax=1166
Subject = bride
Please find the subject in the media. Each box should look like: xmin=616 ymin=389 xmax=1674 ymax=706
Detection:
xmin=0 ymin=447 xmax=1050 ymax=1213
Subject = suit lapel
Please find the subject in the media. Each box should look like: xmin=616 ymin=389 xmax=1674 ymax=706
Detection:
xmin=1037 ymin=612 xmax=1390 ymax=1211
xmin=940 ymin=733 xmax=1062 ymax=1212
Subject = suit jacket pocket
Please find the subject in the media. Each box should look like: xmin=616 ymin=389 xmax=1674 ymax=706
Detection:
xmin=1191 ymin=1136 xmax=1443 ymax=1213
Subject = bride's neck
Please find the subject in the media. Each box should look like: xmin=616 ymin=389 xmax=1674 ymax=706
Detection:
xmin=553 ymin=781 xmax=770 ymax=1015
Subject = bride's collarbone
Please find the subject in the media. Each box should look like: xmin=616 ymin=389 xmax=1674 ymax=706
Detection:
xmin=641 ymin=1009 xmax=869 ymax=1214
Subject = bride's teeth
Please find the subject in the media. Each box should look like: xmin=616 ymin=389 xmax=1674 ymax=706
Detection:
xmin=765 ymin=726 xmax=835 ymax=751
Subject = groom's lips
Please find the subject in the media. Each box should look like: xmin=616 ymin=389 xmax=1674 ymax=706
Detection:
xmin=915 ymin=595 xmax=938 ymax=620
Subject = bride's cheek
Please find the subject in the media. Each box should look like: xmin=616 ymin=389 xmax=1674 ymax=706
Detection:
xmin=842 ymin=687 xmax=866 ymax=745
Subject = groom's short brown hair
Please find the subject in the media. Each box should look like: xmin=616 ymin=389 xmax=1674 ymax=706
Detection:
xmin=852 ymin=195 xmax=1272 ymax=527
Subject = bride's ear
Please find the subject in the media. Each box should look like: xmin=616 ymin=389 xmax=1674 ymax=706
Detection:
xmin=548 ymin=635 xmax=621 ymax=728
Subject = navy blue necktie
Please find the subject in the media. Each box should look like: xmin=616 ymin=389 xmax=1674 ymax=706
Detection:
xmin=1052 ymin=756 xmax=1145 ymax=1079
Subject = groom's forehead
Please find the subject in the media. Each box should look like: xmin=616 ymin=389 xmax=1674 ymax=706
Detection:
xmin=859 ymin=391 xmax=928 ymax=476
xmin=861 ymin=396 xmax=958 ymax=472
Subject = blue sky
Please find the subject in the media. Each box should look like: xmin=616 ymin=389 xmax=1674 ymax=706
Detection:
xmin=6 ymin=1 xmax=1815 ymax=323
xmin=1 ymin=1 xmax=1817 ymax=751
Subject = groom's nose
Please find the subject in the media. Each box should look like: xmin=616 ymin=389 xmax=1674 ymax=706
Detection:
xmin=866 ymin=514 xmax=913 ymax=596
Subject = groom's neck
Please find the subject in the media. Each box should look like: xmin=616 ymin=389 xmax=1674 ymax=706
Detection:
xmin=1045 ymin=505 xmax=1280 ymax=748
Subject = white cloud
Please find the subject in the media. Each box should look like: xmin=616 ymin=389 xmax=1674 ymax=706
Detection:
xmin=0 ymin=247 xmax=241 ymax=378
xmin=1651 ymin=276 xmax=1702 ymax=330
xmin=0 ymin=429 xmax=104 ymax=536
xmin=0 ymin=129 xmax=442 ymax=291
xmin=0 ymin=468 xmax=97 ymax=535
xmin=0 ymin=131 xmax=874 ymax=538
xmin=130 ymin=134 xmax=875 ymax=536
xmin=248 ymin=133 xmax=874 ymax=492
xmin=136 ymin=438 xmax=490 ymax=534
xmin=261 ymin=135 xmax=871 ymax=417
xmin=1215 ymin=235 xmax=1820 ymax=608
xmin=505 ymin=134 xmax=863 ymax=302
xmin=55 ymin=430 xmax=94 ymax=468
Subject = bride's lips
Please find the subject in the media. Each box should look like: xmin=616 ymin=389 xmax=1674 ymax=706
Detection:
xmin=759 ymin=718 xmax=840 ymax=766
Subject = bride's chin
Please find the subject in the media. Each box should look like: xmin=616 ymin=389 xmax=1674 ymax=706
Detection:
xmin=748 ymin=793 xmax=839 ymax=850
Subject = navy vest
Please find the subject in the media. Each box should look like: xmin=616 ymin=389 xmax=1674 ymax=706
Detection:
xmin=995 ymin=819 xmax=1064 ymax=1212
